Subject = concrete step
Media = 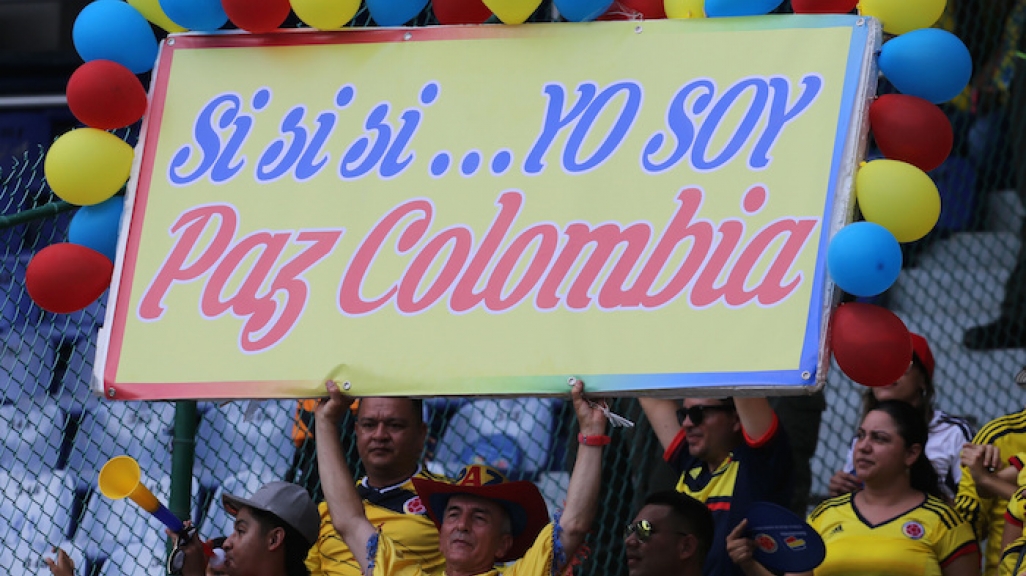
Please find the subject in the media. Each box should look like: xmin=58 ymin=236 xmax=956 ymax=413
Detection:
xmin=986 ymin=189 xmax=1024 ymax=234
xmin=888 ymin=267 xmax=1007 ymax=317
xmin=897 ymin=312 xmax=992 ymax=347
xmin=916 ymin=231 xmax=1020 ymax=271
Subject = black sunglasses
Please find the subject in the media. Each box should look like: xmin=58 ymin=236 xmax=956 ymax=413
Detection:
xmin=623 ymin=519 xmax=689 ymax=542
xmin=676 ymin=404 xmax=735 ymax=426
xmin=168 ymin=526 xmax=198 ymax=575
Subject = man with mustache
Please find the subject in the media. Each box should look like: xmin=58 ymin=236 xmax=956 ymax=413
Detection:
xmin=316 ymin=379 xmax=607 ymax=576
xmin=306 ymin=397 xmax=447 ymax=575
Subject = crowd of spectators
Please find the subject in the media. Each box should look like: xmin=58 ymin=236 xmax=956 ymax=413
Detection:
xmin=43 ymin=348 xmax=1025 ymax=576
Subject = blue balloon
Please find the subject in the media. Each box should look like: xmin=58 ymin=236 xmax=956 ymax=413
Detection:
xmin=72 ymin=0 xmax=158 ymax=74
xmin=705 ymin=0 xmax=783 ymax=17
xmin=555 ymin=0 xmax=615 ymax=21
xmin=68 ymin=196 xmax=125 ymax=264
xmin=366 ymin=0 xmax=430 ymax=26
xmin=160 ymin=0 xmax=228 ymax=31
xmin=879 ymin=29 xmax=972 ymax=104
xmin=827 ymin=222 xmax=902 ymax=297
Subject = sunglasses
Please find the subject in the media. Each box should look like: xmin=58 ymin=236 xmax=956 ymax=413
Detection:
xmin=623 ymin=519 xmax=689 ymax=542
xmin=676 ymin=404 xmax=735 ymax=426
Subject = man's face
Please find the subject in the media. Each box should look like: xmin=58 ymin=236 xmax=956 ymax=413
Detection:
xmin=221 ymin=508 xmax=279 ymax=576
xmin=438 ymin=495 xmax=513 ymax=574
xmin=680 ymin=399 xmax=739 ymax=465
xmin=355 ymin=398 xmax=427 ymax=484
xmin=624 ymin=504 xmax=690 ymax=576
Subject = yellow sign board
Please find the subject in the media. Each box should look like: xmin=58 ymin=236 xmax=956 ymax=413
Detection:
xmin=99 ymin=16 xmax=879 ymax=399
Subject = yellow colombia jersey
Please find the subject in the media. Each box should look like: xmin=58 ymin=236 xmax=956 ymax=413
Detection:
xmin=667 ymin=417 xmax=792 ymax=576
xmin=372 ymin=523 xmax=555 ymax=576
xmin=808 ymin=493 xmax=978 ymax=576
xmin=956 ymin=408 xmax=1026 ymax=575
xmin=306 ymin=468 xmax=448 ymax=576
xmin=1000 ymin=485 xmax=1026 ymax=576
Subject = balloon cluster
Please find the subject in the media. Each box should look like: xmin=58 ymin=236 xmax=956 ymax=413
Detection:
xmin=823 ymin=0 xmax=971 ymax=387
xmin=29 ymin=0 xmax=153 ymax=314
xmin=31 ymin=0 xmax=971 ymax=391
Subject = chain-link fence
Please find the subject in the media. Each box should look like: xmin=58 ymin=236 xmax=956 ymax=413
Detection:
xmin=2 ymin=1 xmax=1026 ymax=575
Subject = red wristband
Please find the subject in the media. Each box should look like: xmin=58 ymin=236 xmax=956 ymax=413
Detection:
xmin=578 ymin=433 xmax=611 ymax=446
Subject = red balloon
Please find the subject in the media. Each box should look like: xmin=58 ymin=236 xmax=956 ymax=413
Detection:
xmin=870 ymin=94 xmax=953 ymax=172
xmin=599 ymin=0 xmax=666 ymax=19
xmin=26 ymin=243 xmax=113 ymax=314
xmin=433 ymin=0 xmax=492 ymax=24
xmin=222 ymin=0 xmax=291 ymax=33
xmin=831 ymin=302 xmax=912 ymax=387
xmin=66 ymin=60 xmax=147 ymax=130
xmin=791 ymin=0 xmax=857 ymax=13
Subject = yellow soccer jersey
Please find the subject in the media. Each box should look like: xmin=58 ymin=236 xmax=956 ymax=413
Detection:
xmin=307 ymin=468 xmax=447 ymax=576
xmin=956 ymin=408 xmax=1026 ymax=575
xmin=372 ymin=523 xmax=555 ymax=576
xmin=808 ymin=493 xmax=978 ymax=576
xmin=1000 ymin=485 xmax=1026 ymax=576
xmin=1013 ymin=452 xmax=1026 ymax=487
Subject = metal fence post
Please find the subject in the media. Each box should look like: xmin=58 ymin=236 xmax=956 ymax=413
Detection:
xmin=170 ymin=401 xmax=198 ymax=525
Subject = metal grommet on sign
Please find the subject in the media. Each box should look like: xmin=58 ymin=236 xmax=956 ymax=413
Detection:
xmin=107 ymin=387 xmax=116 ymax=398
xmin=342 ymin=381 xmax=352 ymax=391
xmin=801 ymin=371 xmax=812 ymax=380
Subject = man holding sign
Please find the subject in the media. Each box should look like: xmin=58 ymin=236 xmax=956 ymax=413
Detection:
xmin=640 ymin=396 xmax=792 ymax=576
xmin=306 ymin=397 xmax=447 ymax=576
xmin=315 ymin=379 xmax=607 ymax=576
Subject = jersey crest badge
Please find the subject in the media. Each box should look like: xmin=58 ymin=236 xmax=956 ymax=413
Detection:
xmin=755 ymin=533 xmax=778 ymax=553
xmin=902 ymin=520 xmax=925 ymax=540
xmin=404 ymin=496 xmax=427 ymax=514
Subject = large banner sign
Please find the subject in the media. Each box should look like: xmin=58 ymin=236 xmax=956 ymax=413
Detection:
xmin=97 ymin=16 xmax=879 ymax=400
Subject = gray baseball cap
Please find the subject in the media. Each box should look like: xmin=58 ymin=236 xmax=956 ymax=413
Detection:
xmin=222 ymin=481 xmax=319 ymax=547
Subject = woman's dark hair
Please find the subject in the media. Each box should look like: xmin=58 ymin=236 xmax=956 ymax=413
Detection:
xmin=866 ymin=399 xmax=944 ymax=500
xmin=249 ymin=507 xmax=313 ymax=576
xmin=861 ymin=352 xmax=935 ymax=422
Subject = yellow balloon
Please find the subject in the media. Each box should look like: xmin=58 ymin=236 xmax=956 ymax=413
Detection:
xmin=291 ymin=0 xmax=361 ymax=29
xmin=127 ymin=0 xmax=187 ymax=33
xmin=44 ymin=129 xmax=133 ymax=207
xmin=482 ymin=0 xmax=543 ymax=24
xmin=857 ymin=0 xmax=945 ymax=35
xmin=855 ymin=159 xmax=940 ymax=243
xmin=665 ymin=0 xmax=705 ymax=18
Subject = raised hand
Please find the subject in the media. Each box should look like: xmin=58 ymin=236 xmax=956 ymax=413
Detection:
xmin=316 ymin=379 xmax=355 ymax=425
xmin=570 ymin=378 xmax=608 ymax=436
xmin=44 ymin=547 xmax=74 ymax=576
